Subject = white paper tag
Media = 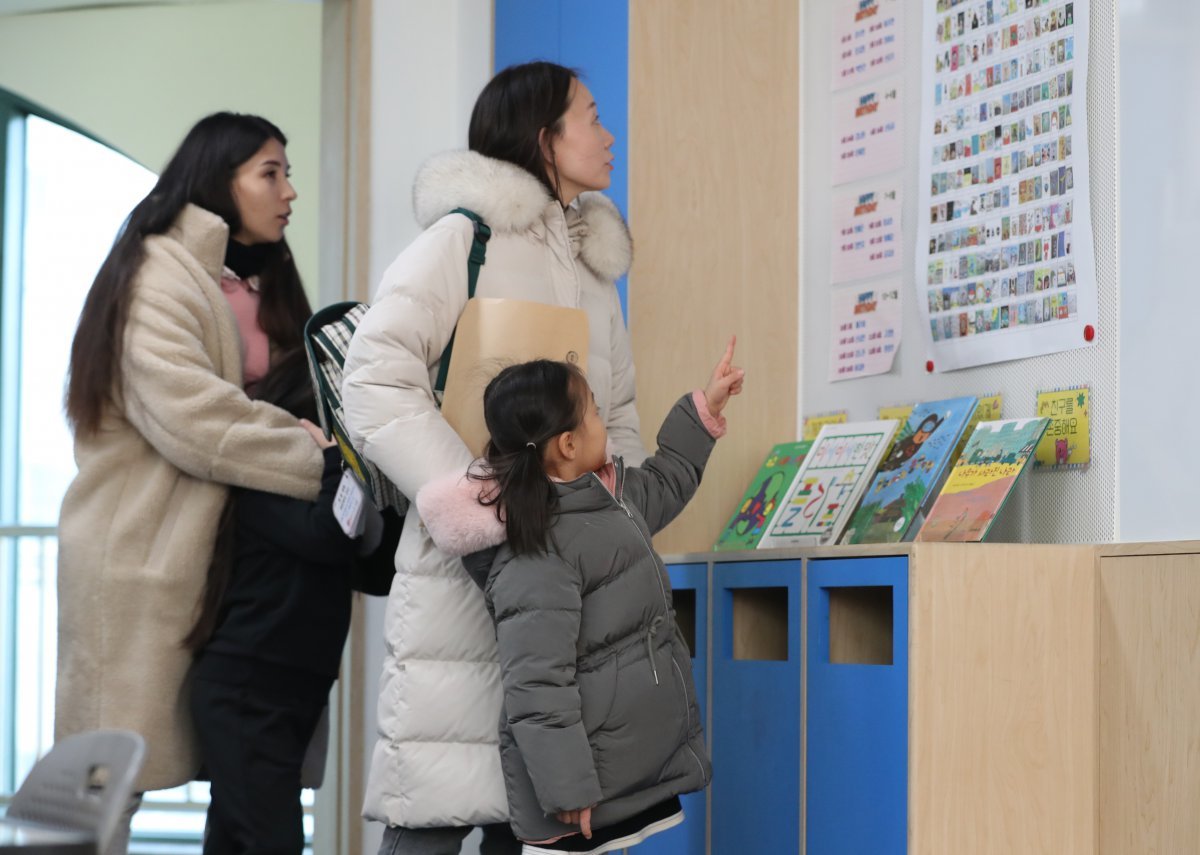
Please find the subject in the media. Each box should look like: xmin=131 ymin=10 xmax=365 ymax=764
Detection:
xmin=333 ymin=470 xmax=366 ymax=538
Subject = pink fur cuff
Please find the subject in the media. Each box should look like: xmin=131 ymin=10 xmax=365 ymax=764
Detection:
xmin=415 ymin=470 xmax=507 ymax=557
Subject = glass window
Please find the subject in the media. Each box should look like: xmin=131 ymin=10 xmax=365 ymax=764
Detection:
xmin=18 ymin=116 xmax=158 ymax=523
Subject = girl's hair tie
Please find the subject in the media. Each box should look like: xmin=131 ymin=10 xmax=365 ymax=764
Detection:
xmin=525 ymin=442 xmax=536 ymax=449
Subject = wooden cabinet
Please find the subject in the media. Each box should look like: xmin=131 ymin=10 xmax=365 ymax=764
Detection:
xmin=1097 ymin=542 xmax=1200 ymax=855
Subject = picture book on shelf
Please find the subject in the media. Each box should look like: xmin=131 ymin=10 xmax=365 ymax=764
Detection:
xmin=916 ymin=417 xmax=1050 ymax=542
xmin=757 ymin=420 xmax=898 ymax=549
xmin=842 ymin=396 xmax=978 ymax=544
xmin=953 ymin=393 xmax=1003 ymax=460
xmin=713 ymin=440 xmax=813 ymax=551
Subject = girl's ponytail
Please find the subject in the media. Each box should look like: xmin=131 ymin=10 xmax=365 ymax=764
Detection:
xmin=474 ymin=360 xmax=588 ymax=555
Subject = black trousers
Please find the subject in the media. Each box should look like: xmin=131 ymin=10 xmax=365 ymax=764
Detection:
xmin=191 ymin=654 xmax=332 ymax=855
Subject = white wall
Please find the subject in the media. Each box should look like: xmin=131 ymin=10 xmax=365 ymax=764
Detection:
xmin=1117 ymin=0 xmax=1200 ymax=541
xmin=365 ymin=0 xmax=494 ymax=290
xmin=0 ymin=2 xmax=323 ymax=289
xmin=358 ymin=3 xmax=492 ymax=852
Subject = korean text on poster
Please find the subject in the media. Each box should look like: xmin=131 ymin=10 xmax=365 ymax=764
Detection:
xmin=1034 ymin=385 xmax=1090 ymax=467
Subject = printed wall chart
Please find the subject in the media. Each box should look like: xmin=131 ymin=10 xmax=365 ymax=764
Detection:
xmin=915 ymin=0 xmax=1097 ymax=370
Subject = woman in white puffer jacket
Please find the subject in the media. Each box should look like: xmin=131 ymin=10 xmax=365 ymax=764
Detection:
xmin=341 ymin=61 xmax=647 ymax=855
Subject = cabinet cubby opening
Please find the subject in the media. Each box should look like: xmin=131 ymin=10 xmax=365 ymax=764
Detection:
xmin=827 ymin=585 xmax=894 ymax=665
xmin=732 ymin=586 xmax=789 ymax=661
xmin=672 ymin=588 xmax=697 ymax=657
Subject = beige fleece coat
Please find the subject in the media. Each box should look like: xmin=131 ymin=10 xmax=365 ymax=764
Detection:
xmin=55 ymin=204 xmax=324 ymax=791
xmin=344 ymin=151 xmax=645 ymax=828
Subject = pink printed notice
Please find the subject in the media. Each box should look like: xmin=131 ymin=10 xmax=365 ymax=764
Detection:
xmin=831 ymin=180 xmax=903 ymax=283
xmin=832 ymin=82 xmax=904 ymax=185
xmin=832 ymin=0 xmax=905 ymax=91
xmin=829 ymin=279 xmax=902 ymax=381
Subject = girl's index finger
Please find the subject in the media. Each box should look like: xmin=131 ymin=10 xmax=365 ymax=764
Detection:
xmin=719 ymin=335 xmax=737 ymax=370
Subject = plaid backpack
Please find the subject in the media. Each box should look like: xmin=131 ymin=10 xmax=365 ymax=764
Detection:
xmin=303 ymin=208 xmax=491 ymax=513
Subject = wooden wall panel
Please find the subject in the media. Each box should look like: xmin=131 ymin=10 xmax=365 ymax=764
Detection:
xmin=630 ymin=0 xmax=799 ymax=553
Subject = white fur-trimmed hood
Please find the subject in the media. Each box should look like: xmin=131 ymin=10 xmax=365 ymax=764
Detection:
xmin=412 ymin=150 xmax=633 ymax=281
xmin=415 ymin=468 xmax=507 ymax=558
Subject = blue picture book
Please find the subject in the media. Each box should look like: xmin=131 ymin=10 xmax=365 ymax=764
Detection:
xmin=841 ymin=396 xmax=978 ymax=544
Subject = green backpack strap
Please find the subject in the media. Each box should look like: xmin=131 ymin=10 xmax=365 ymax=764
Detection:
xmin=434 ymin=207 xmax=491 ymax=395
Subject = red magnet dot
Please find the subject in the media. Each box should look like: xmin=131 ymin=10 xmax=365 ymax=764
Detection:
xmin=1083 ymin=324 xmax=1095 ymax=342
xmin=925 ymin=360 xmax=935 ymax=373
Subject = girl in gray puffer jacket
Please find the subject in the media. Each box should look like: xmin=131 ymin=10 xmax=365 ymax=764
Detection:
xmin=416 ymin=343 xmax=743 ymax=853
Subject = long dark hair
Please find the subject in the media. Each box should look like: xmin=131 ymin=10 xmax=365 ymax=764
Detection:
xmin=66 ymin=111 xmax=310 ymax=435
xmin=183 ymin=347 xmax=317 ymax=650
xmin=474 ymin=360 xmax=589 ymax=555
xmin=468 ymin=61 xmax=577 ymax=202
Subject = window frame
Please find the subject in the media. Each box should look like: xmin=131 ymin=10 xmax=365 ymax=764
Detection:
xmin=0 ymin=87 xmax=109 ymax=797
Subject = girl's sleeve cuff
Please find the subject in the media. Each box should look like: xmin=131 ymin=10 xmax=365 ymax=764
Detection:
xmin=692 ymin=390 xmax=727 ymax=438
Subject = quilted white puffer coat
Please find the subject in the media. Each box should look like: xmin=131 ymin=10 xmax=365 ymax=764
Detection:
xmin=342 ymin=150 xmax=645 ymax=828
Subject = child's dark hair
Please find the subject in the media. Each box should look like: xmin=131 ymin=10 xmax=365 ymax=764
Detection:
xmin=474 ymin=359 xmax=589 ymax=555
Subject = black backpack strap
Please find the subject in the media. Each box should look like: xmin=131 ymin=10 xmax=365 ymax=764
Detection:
xmin=434 ymin=207 xmax=491 ymax=395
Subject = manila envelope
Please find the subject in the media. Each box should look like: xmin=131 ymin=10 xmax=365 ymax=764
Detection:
xmin=440 ymin=298 xmax=588 ymax=457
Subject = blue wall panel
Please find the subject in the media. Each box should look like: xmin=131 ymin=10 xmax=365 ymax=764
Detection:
xmin=493 ymin=0 xmax=630 ymax=319
xmin=712 ymin=560 xmax=803 ymax=854
xmin=806 ymin=557 xmax=909 ymax=855
xmin=494 ymin=0 xmax=562 ymax=69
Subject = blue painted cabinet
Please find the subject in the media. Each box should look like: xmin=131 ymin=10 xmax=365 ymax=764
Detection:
xmin=806 ymin=556 xmax=909 ymax=855
xmin=635 ymin=562 xmax=709 ymax=855
xmin=711 ymin=560 xmax=803 ymax=854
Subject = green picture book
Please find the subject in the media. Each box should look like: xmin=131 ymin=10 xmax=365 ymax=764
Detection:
xmin=713 ymin=440 xmax=813 ymax=551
